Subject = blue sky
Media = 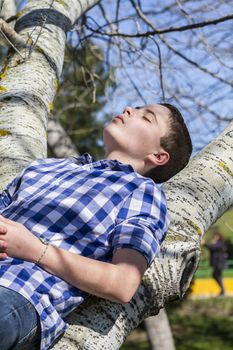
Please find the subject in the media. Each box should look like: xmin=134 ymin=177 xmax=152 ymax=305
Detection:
xmin=16 ymin=0 xmax=233 ymax=154
xmin=84 ymin=1 xmax=232 ymax=154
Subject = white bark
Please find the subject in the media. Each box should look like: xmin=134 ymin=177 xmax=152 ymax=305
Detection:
xmin=0 ymin=1 xmax=232 ymax=349
xmin=0 ymin=0 xmax=99 ymax=191
xmin=47 ymin=117 xmax=79 ymax=158
xmin=145 ymin=310 xmax=176 ymax=350
xmin=0 ymin=0 xmax=17 ymax=47
xmin=50 ymin=121 xmax=233 ymax=349
xmin=0 ymin=0 xmax=17 ymax=22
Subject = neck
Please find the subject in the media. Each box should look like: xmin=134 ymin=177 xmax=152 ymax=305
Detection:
xmin=104 ymin=151 xmax=145 ymax=174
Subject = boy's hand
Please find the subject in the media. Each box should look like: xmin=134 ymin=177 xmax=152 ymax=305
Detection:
xmin=0 ymin=224 xmax=8 ymax=259
xmin=0 ymin=215 xmax=44 ymax=262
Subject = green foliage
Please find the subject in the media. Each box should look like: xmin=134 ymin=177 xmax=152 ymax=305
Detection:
xmin=121 ymin=342 xmax=148 ymax=350
xmin=168 ymin=298 xmax=233 ymax=350
xmin=53 ymin=40 xmax=116 ymax=159
xmin=0 ymin=37 xmax=115 ymax=159
xmin=122 ymin=298 xmax=233 ymax=350
xmin=204 ymin=208 xmax=233 ymax=243
xmin=170 ymin=314 xmax=233 ymax=350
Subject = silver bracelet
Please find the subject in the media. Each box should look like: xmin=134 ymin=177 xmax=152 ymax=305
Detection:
xmin=35 ymin=238 xmax=49 ymax=265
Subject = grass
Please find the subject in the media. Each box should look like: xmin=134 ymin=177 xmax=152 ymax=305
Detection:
xmin=121 ymin=295 xmax=233 ymax=350
xmin=195 ymin=265 xmax=233 ymax=278
xmin=168 ymin=298 xmax=233 ymax=350
xmin=170 ymin=315 xmax=233 ymax=350
xmin=121 ymin=342 xmax=148 ymax=350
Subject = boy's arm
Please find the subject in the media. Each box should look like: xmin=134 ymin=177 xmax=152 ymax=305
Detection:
xmin=0 ymin=216 xmax=147 ymax=303
xmin=41 ymin=244 xmax=147 ymax=303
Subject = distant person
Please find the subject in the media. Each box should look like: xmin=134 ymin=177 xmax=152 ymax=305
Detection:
xmin=203 ymin=227 xmax=227 ymax=296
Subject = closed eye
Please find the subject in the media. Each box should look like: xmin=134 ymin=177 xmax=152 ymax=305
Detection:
xmin=143 ymin=116 xmax=152 ymax=123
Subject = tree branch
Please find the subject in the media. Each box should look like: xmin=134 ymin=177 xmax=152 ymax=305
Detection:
xmin=47 ymin=116 xmax=79 ymax=158
xmin=86 ymin=13 xmax=233 ymax=37
xmin=0 ymin=18 xmax=27 ymax=50
xmin=160 ymin=36 xmax=233 ymax=88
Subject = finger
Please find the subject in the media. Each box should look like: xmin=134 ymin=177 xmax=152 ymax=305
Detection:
xmin=0 ymin=252 xmax=8 ymax=260
xmin=0 ymin=240 xmax=7 ymax=251
xmin=0 ymin=226 xmax=7 ymax=234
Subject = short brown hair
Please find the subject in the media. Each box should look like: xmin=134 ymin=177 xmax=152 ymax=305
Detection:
xmin=145 ymin=103 xmax=192 ymax=183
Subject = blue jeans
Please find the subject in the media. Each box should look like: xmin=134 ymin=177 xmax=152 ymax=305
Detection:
xmin=0 ymin=286 xmax=41 ymax=350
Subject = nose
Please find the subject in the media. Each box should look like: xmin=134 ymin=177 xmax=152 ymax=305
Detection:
xmin=123 ymin=106 xmax=133 ymax=117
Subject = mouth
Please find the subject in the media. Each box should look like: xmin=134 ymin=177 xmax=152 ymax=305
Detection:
xmin=114 ymin=115 xmax=124 ymax=123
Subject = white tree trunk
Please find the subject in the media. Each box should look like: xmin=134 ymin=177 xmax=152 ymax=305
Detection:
xmin=50 ymin=120 xmax=233 ymax=349
xmin=0 ymin=0 xmax=17 ymax=47
xmin=145 ymin=310 xmax=176 ymax=350
xmin=0 ymin=1 xmax=232 ymax=350
xmin=0 ymin=0 xmax=99 ymax=191
xmin=47 ymin=117 xmax=79 ymax=158
xmin=0 ymin=0 xmax=17 ymax=21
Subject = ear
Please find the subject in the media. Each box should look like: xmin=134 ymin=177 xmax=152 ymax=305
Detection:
xmin=145 ymin=151 xmax=170 ymax=167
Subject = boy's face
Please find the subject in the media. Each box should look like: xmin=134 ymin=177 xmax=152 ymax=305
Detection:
xmin=103 ymin=104 xmax=170 ymax=162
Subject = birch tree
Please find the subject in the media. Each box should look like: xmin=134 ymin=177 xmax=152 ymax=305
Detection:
xmin=0 ymin=0 xmax=100 ymax=192
xmin=0 ymin=1 xmax=232 ymax=350
xmin=145 ymin=309 xmax=176 ymax=350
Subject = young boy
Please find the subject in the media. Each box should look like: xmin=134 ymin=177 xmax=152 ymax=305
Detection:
xmin=0 ymin=103 xmax=192 ymax=350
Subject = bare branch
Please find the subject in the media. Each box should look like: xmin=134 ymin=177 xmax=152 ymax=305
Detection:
xmin=149 ymin=36 xmax=165 ymax=102
xmin=86 ymin=13 xmax=233 ymax=37
xmin=47 ymin=116 xmax=79 ymax=158
xmin=0 ymin=18 xmax=27 ymax=50
xmin=160 ymin=36 xmax=233 ymax=88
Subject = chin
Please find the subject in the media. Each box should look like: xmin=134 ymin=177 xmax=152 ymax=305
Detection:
xmin=103 ymin=123 xmax=117 ymax=142
xmin=102 ymin=124 xmax=110 ymax=143
xmin=103 ymin=128 xmax=123 ymax=153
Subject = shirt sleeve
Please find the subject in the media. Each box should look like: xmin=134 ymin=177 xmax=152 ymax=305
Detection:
xmin=112 ymin=180 xmax=170 ymax=267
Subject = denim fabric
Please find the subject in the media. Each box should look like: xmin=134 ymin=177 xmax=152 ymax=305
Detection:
xmin=0 ymin=286 xmax=40 ymax=350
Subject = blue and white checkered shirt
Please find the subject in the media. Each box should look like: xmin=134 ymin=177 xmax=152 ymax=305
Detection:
xmin=0 ymin=153 xmax=170 ymax=350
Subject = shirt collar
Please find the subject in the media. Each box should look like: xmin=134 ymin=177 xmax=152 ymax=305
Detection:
xmin=71 ymin=153 xmax=134 ymax=173
xmin=71 ymin=152 xmax=95 ymax=165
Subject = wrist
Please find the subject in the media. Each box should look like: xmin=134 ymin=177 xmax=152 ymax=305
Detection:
xmin=34 ymin=237 xmax=49 ymax=265
xmin=34 ymin=242 xmax=49 ymax=265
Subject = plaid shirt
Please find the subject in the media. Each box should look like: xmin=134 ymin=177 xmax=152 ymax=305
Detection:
xmin=0 ymin=153 xmax=170 ymax=350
